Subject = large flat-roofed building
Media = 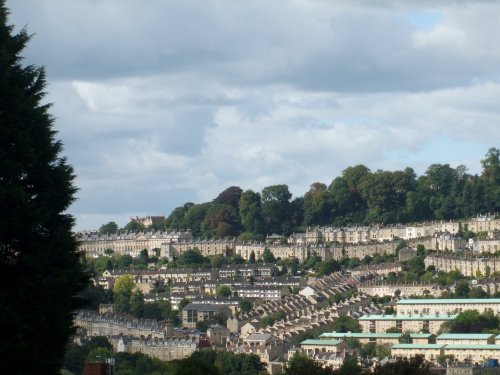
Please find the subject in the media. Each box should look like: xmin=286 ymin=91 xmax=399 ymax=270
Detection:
xmin=318 ymin=332 xmax=433 ymax=345
xmin=391 ymin=343 xmax=500 ymax=365
xmin=396 ymin=298 xmax=500 ymax=316
xmin=436 ymin=333 xmax=495 ymax=345
xmin=391 ymin=343 xmax=445 ymax=362
xmin=299 ymin=339 xmax=348 ymax=354
xmin=359 ymin=314 xmax=457 ymax=335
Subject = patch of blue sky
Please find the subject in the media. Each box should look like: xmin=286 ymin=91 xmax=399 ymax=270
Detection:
xmin=397 ymin=9 xmax=443 ymax=30
xmin=385 ymin=137 xmax=486 ymax=175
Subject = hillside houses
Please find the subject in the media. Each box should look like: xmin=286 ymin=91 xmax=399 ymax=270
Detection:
xmin=78 ymin=230 xmax=194 ymax=258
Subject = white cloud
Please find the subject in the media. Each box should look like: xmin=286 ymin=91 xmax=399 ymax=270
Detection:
xmin=4 ymin=0 xmax=500 ymax=230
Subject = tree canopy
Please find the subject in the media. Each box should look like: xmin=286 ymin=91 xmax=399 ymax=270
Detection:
xmin=162 ymin=148 xmax=499 ymax=240
xmin=0 ymin=3 xmax=88 ymax=373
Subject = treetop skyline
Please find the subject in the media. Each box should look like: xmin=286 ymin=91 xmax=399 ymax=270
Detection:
xmin=100 ymin=148 xmax=499 ymax=240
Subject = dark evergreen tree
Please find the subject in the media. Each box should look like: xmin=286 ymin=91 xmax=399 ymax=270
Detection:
xmin=0 ymin=3 xmax=88 ymax=373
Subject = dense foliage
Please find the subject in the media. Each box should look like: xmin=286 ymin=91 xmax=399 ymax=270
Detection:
xmin=155 ymin=149 xmax=500 ymax=239
xmin=284 ymin=353 xmax=431 ymax=375
xmin=0 ymin=3 xmax=88 ymax=373
xmin=440 ymin=310 xmax=500 ymax=334
xmin=64 ymin=346 xmax=265 ymax=375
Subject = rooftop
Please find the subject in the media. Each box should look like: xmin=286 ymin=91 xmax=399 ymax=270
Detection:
xmin=301 ymin=339 xmax=343 ymax=346
xmin=392 ymin=344 xmax=444 ymax=349
xmin=319 ymin=332 xmax=433 ymax=339
xmin=397 ymin=298 xmax=500 ymax=305
xmin=359 ymin=314 xmax=457 ymax=321
xmin=437 ymin=333 xmax=494 ymax=339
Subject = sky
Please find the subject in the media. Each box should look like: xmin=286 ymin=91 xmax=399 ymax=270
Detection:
xmin=6 ymin=0 xmax=500 ymax=231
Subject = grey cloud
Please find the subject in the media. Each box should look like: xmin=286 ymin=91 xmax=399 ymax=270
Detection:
xmin=5 ymin=0 xmax=499 ymax=230
xmin=8 ymin=0 xmax=500 ymax=92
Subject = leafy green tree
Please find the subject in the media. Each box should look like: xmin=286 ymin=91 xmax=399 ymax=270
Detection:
xmin=441 ymin=309 xmax=499 ymax=333
xmin=113 ymin=254 xmax=133 ymax=270
xmin=179 ymin=248 xmax=206 ymax=265
xmin=113 ymin=274 xmax=135 ymax=313
xmin=114 ymin=293 xmax=131 ymax=314
xmin=113 ymin=274 xmax=135 ymax=296
xmin=335 ymin=355 xmax=364 ymax=375
xmin=183 ymin=202 xmax=212 ymax=237
xmin=216 ymin=285 xmax=231 ymax=297
xmin=210 ymin=254 xmax=224 ymax=268
xmin=239 ymin=300 xmax=253 ymax=314
xmin=262 ymin=247 xmax=276 ymax=263
xmin=359 ymin=170 xmax=399 ymax=223
xmin=377 ymin=344 xmax=391 ymax=359
xmin=360 ymin=342 xmax=376 ymax=358
xmin=129 ymin=290 xmax=145 ymax=318
xmin=104 ymin=248 xmax=115 ymax=256
xmin=203 ymin=203 xmax=240 ymax=238
xmin=123 ymin=219 xmax=145 ymax=232
xmin=260 ymin=310 xmax=286 ymax=327
xmin=178 ymin=297 xmax=191 ymax=311
xmin=303 ymin=182 xmax=332 ymax=226
xmin=332 ymin=316 xmax=362 ymax=333
xmin=0 ymin=4 xmax=88 ymax=373
xmin=339 ymin=164 xmax=370 ymax=222
xmin=213 ymin=186 xmax=243 ymax=208
xmin=196 ymin=320 xmax=209 ymax=332
xmin=86 ymin=347 xmax=114 ymax=363
xmin=399 ymin=332 xmax=413 ymax=343
xmin=62 ymin=343 xmax=86 ymax=375
xmin=138 ymin=249 xmax=149 ymax=264
xmin=371 ymin=355 xmax=430 ymax=375
xmin=468 ymin=286 xmax=488 ymax=298
xmin=165 ymin=202 xmax=193 ymax=229
xmin=99 ymin=221 xmax=118 ymax=235
xmin=238 ymin=189 xmax=264 ymax=235
xmin=261 ymin=184 xmax=293 ymax=234
xmin=284 ymin=352 xmax=335 ymax=375
xmin=142 ymin=302 xmax=162 ymax=320
xmin=317 ymin=259 xmax=341 ymax=276
xmin=172 ymin=353 xmax=220 ymax=375
xmin=290 ymin=258 xmax=299 ymax=276
xmin=249 ymin=250 xmax=256 ymax=264
xmin=79 ymin=283 xmax=113 ymax=310
xmin=328 ymin=177 xmax=352 ymax=225
xmin=214 ymin=351 xmax=264 ymax=375
xmin=329 ymin=293 xmax=343 ymax=305
xmin=454 ymin=280 xmax=470 ymax=298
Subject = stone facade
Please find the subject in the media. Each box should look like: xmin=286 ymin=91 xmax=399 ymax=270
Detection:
xmin=358 ymin=284 xmax=446 ymax=298
xmin=77 ymin=230 xmax=193 ymax=258
xmin=359 ymin=314 xmax=456 ymax=335
xmin=396 ymin=298 xmax=500 ymax=316
xmin=117 ymin=336 xmax=204 ymax=361
xmin=425 ymin=254 xmax=500 ymax=277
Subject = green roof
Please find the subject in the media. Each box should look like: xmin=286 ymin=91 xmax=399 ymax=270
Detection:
xmin=392 ymin=344 xmax=444 ymax=349
xmin=319 ymin=332 xmax=401 ymax=339
xmin=396 ymin=298 xmax=500 ymax=305
xmin=445 ymin=345 xmax=500 ymax=350
xmin=437 ymin=333 xmax=494 ymax=339
xmin=410 ymin=333 xmax=433 ymax=338
xmin=300 ymin=339 xmax=343 ymax=346
xmin=359 ymin=314 xmax=457 ymax=321
xmin=318 ymin=332 xmax=432 ymax=339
